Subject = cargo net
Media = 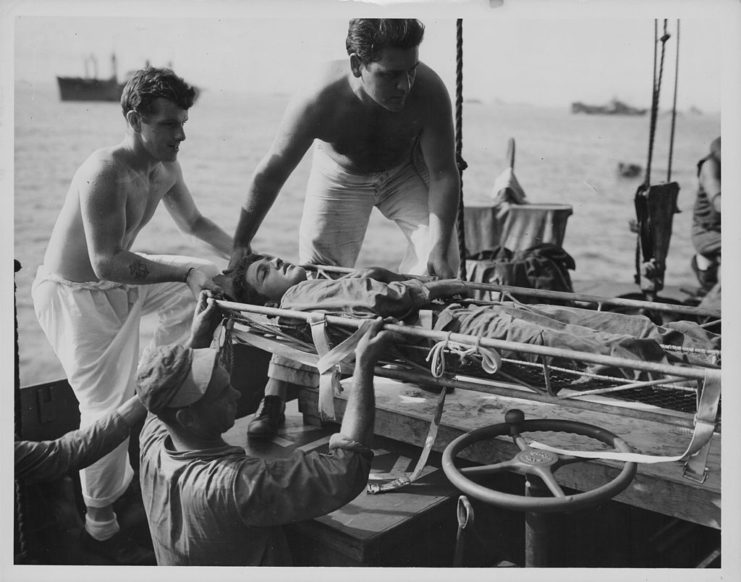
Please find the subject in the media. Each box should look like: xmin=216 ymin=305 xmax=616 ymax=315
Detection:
xmin=218 ymin=303 xmax=720 ymax=423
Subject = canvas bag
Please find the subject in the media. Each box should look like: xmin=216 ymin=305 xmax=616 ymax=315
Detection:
xmin=465 ymin=243 xmax=575 ymax=302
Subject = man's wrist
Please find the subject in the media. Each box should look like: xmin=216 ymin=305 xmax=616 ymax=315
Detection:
xmin=184 ymin=267 xmax=196 ymax=283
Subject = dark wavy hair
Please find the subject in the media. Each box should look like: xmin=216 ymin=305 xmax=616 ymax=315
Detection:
xmin=225 ymin=253 xmax=270 ymax=306
xmin=120 ymin=67 xmax=197 ymax=118
xmin=346 ymin=19 xmax=425 ymax=64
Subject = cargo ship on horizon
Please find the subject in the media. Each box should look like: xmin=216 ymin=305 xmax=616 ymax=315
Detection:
xmin=571 ymin=98 xmax=648 ymax=116
xmin=56 ymin=53 xmax=126 ymax=102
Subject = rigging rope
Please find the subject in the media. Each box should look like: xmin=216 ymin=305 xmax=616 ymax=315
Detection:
xmin=455 ymin=18 xmax=468 ymax=280
xmin=14 ymin=260 xmax=28 ymax=563
xmin=643 ymin=19 xmax=671 ymax=187
xmin=667 ymin=20 xmax=680 ymax=181
xmin=635 ymin=19 xmax=680 ymax=290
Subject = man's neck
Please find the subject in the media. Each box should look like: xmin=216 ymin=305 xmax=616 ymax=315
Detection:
xmin=120 ymin=135 xmax=160 ymax=176
xmin=169 ymin=430 xmax=229 ymax=453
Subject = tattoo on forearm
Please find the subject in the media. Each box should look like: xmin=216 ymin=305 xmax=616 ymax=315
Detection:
xmin=129 ymin=260 xmax=150 ymax=280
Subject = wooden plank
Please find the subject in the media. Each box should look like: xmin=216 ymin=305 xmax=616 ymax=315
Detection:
xmin=298 ymin=378 xmax=720 ymax=530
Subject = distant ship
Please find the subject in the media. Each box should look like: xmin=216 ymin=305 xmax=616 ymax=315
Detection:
xmin=56 ymin=53 xmax=126 ymax=102
xmin=571 ymin=98 xmax=647 ymax=116
xmin=57 ymin=54 xmax=200 ymax=103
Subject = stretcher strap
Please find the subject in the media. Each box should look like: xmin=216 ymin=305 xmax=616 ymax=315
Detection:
xmin=683 ymin=370 xmax=721 ymax=482
xmin=231 ymin=319 xmax=375 ymax=376
xmin=315 ymin=319 xmax=376 ymax=374
xmin=233 ymin=329 xmax=321 ymax=368
xmin=367 ymin=383 xmax=448 ymax=494
xmin=309 ymin=313 xmax=342 ymax=421
xmin=528 ymin=370 xmax=720 ymax=482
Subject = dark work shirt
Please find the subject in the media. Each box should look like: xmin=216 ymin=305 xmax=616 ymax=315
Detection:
xmin=15 ymin=413 xmax=130 ymax=484
xmin=139 ymin=414 xmax=373 ymax=566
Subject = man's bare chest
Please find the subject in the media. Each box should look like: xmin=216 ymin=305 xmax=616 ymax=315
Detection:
xmin=326 ymin=113 xmax=423 ymax=172
xmin=123 ymin=176 xmax=172 ymax=233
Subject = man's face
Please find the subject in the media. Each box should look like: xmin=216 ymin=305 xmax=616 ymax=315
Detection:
xmin=244 ymin=256 xmax=307 ymax=301
xmin=138 ymin=98 xmax=188 ymax=162
xmin=358 ymin=46 xmax=419 ymax=112
xmin=187 ymin=364 xmax=241 ymax=437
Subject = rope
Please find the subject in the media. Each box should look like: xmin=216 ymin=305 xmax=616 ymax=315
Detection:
xmin=635 ymin=19 xmax=672 ymax=287
xmin=644 ymin=20 xmax=670 ymax=187
xmin=455 ymin=18 xmax=468 ymax=280
xmin=667 ymin=20 xmax=680 ymax=181
xmin=425 ymin=332 xmax=501 ymax=378
xmin=14 ymin=260 xmax=28 ymax=562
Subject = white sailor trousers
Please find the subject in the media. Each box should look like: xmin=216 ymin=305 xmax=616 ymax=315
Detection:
xmin=299 ymin=142 xmax=459 ymax=275
xmin=31 ymin=255 xmax=217 ymax=508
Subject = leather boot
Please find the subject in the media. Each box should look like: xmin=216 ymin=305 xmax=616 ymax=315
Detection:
xmin=247 ymin=396 xmax=285 ymax=439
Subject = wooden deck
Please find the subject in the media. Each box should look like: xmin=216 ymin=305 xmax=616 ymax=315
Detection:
xmin=297 ymin=377 xmax=721 ymax=530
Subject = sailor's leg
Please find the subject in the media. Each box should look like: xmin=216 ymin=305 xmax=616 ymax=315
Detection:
xmin=299 ymin=146 xmax=375 ymax=268
xmin=691 ymin=229 xmax=721 ymax=291
xmin=32 ymin=273 xmax=141 ymax=527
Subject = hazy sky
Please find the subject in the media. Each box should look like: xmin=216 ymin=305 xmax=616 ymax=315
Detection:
xmin=8 ymin=2 xmax=729 ymax=112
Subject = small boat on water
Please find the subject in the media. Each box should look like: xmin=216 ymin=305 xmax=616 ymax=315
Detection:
xmin=56 ymin=53 xmax=125 ymax=102
xmin=571 ymin=98 xmax=648 ymax=116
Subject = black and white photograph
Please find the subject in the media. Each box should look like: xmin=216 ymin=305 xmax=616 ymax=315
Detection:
xmin=3 ymin=0 xmax=739 ymax=580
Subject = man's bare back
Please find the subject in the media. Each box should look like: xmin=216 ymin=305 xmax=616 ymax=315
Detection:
xmin=43 ymin=146 xmax=179 ymax=283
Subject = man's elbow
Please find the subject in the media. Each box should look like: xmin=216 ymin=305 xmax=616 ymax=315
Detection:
xmin=179 ymin=216 xmax=203 ymax=237
xmin=341 ymin=453 xmax=373 ymax=501
xmin=91 ymin=256 xmax=115 ymax=280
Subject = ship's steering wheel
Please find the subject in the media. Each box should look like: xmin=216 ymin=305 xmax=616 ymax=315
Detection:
xmin=441 ymin=409 xmax=637 ymax=513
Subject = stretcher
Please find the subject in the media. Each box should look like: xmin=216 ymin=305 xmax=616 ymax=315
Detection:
xmin=214 ymin=279 xmax=720 ymax=499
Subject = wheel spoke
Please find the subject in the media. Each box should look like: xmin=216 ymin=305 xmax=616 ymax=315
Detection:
xmin=531 ymin=467 xmax=566 ymax=497
xmin=461 ymin=459 xmax=521 ymax=477
xmin=513 ymin=436 xmax=530 ymax=451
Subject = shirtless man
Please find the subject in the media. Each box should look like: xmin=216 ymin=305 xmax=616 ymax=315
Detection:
xmin=231 ymin=19 xmax=460 ymax=438
xmin=231 ymin=18 xmax=460 ymax=278
xmin=32 ymin=67 xmax=232 ymax=564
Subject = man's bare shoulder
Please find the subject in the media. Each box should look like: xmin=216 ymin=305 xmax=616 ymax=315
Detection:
xmin=412 ymin=62 xmax=450 ymax=100
xmin=72 ymin=146 xmax=161 ymax=196
xmin=291 ymin=60 xmax=352 ymax=112
xmin=74 ymin=146 xmax=129 ymax=182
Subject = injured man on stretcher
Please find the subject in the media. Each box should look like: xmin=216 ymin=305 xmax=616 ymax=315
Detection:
xmin=215 ymin=253 xmax=720 ymax=438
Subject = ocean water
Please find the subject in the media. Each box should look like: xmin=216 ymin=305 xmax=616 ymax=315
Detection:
xmin=13 ymin=82 xmax=720 ymax=386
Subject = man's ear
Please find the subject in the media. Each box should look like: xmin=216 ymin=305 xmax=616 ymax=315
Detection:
xmin=126 ymin=110 xmax=142 ymax=132
xmin=349 ymin=54 xmax=363 ymax=78
xmin=175 ymin=407 xmax=195 ymax=429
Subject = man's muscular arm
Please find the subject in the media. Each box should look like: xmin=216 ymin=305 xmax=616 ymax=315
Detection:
xmin=80 ymin=161 xmax=202 ymax=287
xmin=163 ymin=162 xmax=233 ymax=259
xmin=418 ymin=67 xmax=460 ymax=279
xmin=230 ymin=94 xmax=318 ymax=268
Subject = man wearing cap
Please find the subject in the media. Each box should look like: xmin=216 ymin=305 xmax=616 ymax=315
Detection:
xmin=136 ymin=296 xmax=385 ymax=565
